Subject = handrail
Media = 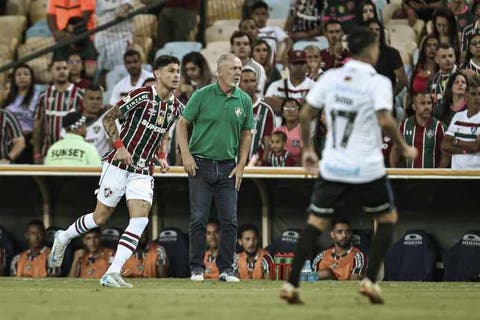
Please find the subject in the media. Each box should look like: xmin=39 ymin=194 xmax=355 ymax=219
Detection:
xmin=1 ymin=165 xmax=480 ymax=179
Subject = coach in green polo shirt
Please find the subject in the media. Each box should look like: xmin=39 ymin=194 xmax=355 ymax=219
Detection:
xmin=45 ymin=111 xmax=101 ymax=166
xmin=177 ymin=53 xmax=254 ymax=282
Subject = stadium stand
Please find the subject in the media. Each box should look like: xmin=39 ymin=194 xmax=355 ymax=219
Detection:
xmin=205 ymin=19 xmax=239 ymax=43
xmin=28 ymin=0 xmax=48 ymax=24
xmin=157 ymin=228 xmax=190 ymax=278
xmin=265 ymin=0 xmax=289 ymax=20
xmin=155 ymin=41 xmax=203 ymax=60
xmin=206 ymin=0 xmax=243 ymax=27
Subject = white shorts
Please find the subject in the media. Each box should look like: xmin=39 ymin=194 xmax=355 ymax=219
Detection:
xmin=96 ymin=162 xmax=154 ymax=207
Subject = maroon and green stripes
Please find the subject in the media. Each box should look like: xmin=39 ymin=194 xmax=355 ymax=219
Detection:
xmin=119 ymin=231 xmax=140 ymax=252
xmin=104 ymin=86 xmax=184 ymax=175
xmin=401 ymin=116 xmax=445 ymax=168
xmin=0 ymin=109 xmax=23 ymax=158
xmin=74 ymin=215 xmax=89 ymax=235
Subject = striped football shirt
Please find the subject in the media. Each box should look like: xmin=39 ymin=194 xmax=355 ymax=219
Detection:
xmin=34 ymin=84 xmax=84 ymax=156
xmin=399 ymin=116 xmax=446 ymax=168
xmin=446 ymin=109 xmax=480 ymax=169
xmin=0 ymin=109 xmax=23 ymax=159
xmin=104 ymin=85 xmax=184 ymax=175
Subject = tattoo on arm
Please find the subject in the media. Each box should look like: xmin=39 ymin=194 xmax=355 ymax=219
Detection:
xmin=102 ymin=105 xmax=122 ymax=142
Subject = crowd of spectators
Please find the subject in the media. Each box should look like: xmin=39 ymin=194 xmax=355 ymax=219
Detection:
xmin=3 ymin=0 xmax=480 ymax=168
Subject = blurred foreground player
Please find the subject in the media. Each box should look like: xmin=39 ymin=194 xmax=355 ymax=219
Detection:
xmin=279 ymin=27 xmax=417 ymax=304
xmin=48 ymin=55 xmax=184 ymax=287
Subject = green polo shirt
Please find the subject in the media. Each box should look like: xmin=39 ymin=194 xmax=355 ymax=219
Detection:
xmin=45 ymin=133 xmax=102 ymax=166
xmin=182 ymin=82 xmax=254 ymax=161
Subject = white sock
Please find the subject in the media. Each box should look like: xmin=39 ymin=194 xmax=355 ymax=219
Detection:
xmin=59 ymin=213 xmax=98 ymax=244
xmin=106 ymin=217 xmax=149 ymax=274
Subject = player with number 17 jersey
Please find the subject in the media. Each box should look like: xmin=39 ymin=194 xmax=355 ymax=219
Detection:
xmin=306 ymin=59 xmax=393 ymax=183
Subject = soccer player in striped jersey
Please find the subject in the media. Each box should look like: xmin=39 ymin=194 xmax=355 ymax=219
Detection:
xmin=0 ymin=108 xmax=25 ymax=163
xmin=239 ymin=66 xmax=274 ymax=164
xmin=33 ymin=57 xmax=84 ymax=163
xmin=390 ymin=92 xmax=449 ymax=168
xmin=48 ymin=55 xmax=183 ymax=287
xmin=441 ymin=76 xmax=480 ymax=169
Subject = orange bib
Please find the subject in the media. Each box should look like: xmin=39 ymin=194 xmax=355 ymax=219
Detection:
xmin=123 ymin=243 xmax=159 ymax=278
xmin=15 ymin=247 xmax=50 ymax=278
xmin=78 ymin=248 xmax=113 ymax=279
xmin=203 ymin=251 xmax=219 ymax=279
xmin=238 ymin=249 xmax=268 ymax=280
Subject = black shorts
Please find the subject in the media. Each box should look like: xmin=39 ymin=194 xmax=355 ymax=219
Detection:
xmin=308 ymin=175 xmax=395 ymax=217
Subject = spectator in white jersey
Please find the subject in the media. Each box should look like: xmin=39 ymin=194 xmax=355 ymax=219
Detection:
xmin=442 ymin=76 xmax=480 ymax=169
xmin=231 ymin=31 xmax=267 ymax=96
xmin=264 ymin=50 xmax=315 ymax=118
xmin=250 ymin=1 xmax=292 ymax=65
xmin=109 ymin=49 xmax=153 ymax=105
xmin=83 ymin=84 xmax=112 ymax=157
xmin=280 ymin=27 xmax=417 ymax=305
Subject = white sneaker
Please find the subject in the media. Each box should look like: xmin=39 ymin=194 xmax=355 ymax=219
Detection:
xmin=48 ymin=230 xmax=69 ymax=268
xmin=359 ymin=278 xmax=384 ymax=304
xmin=100 ymin=273 xmax=133 ymax=288
xmin=190 ymin=269 xmax=204 ymax=282
xmin=279 ymin=282 xmax=303 ymax=304
xmin=218 ymin=270 xmax=240 ymax=282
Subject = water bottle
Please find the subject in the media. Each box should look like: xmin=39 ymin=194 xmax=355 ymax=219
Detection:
xmin=300 ymin=260 xmax=312 ymax=282
xmin=308 ymin=268 xmax=319 ymax=282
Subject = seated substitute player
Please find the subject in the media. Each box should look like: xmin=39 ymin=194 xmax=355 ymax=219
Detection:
xmin=48 ymin=55 xmax=184 ymax=288
xmin=233 ymin=224 xmax=274 ymax=280
xmin=203 ymin=218 xmax=220 ymax=280
xmin=122 ymin=230 xmax=169 ymax=278
xmin=313 ymin=217 xmax=366 ymax=281
xmin=11 ymin=220 xmax=59 ymax=277
xmin=279 ymin=27 xmax=417 ymax=305
xmin=68 ymin=228 xmax=114 ymax=278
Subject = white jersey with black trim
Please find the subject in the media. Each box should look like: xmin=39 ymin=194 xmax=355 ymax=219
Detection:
xmin=306 ymin=59 xmax=393 ymax=183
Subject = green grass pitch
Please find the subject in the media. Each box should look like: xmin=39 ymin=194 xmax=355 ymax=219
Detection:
xmin=0 ymin=279 xmax=479 ymax=320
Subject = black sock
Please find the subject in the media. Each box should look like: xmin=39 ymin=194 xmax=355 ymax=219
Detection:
xmin=366 ymin=223 xmax=395 ymax=283
xmin=288 ymin=225 xmax=322 ymax=287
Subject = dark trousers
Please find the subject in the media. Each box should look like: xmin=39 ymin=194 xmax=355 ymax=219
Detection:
xmin=188 ymin=156 xmax=237 ymax=274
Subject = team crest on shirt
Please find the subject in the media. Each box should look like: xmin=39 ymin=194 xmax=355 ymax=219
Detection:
xmin=93 ymin=126 xmax=101 ymax=134
xmin=234 ymin=107 xmax=243 ymax=118
xmin=157 ymin=115 xmax=165 ymax=125
xmin=426 ymin=129 xmax=435 ymax=139
xmin=104 ymin=188 xmax=112 ymax=198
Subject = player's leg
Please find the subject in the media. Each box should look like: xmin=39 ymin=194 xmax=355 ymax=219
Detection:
xmin=101 ymin=173 xmax=153 ymax=288
xmin=358 ymin=175 xmax=397 ymax=304
xmin=280 ymin=177 xmax=345 ymax=304
xmin=49 ymin=164 xmax=125 ymax=268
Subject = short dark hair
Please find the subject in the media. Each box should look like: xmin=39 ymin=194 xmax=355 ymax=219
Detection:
xmin=250 ymin=1 xmax=269 ymax=12
xmin=230 ymin=30 xmax=252 ymax=46
xmin=347 ymin=27 xmax=377 ymax=56
xmin=281 ymin=97 xmax=301 ymax=110
xmin=207 ymin=217 xmax=221 ymax=229
xmin=437 ymin=43 xmax=455 ymax=52
xmin=271 ymin=130 xmax=287 ymax=142
xmin=85 ymin=83 xmax=103 ymax=93
xmin=153 ymin=55 xmax=180 ymax=70
xmin=142 ymin=77 xmax=156 ymax=86
xmin=324 ymin=19 xmax=342 ymax=30
xmin=238 ymin=223 xmax=260 ymax=238
xmin=26 ymin=220 xmax=46 ymax=232
xmin=239 ymin=18 xmax=257 ymax=29
xmin=84 ymin=227 xmax=101 ymax=236
xmin=124 ymin=49 xmax=141 ymax=61
xmin=331 ymin=217 xmax=351 ymax=230
xmin=468 ymin=76 xmax=480 ymax=91
xmin=50 ymin=55 xmax=68 ymax=68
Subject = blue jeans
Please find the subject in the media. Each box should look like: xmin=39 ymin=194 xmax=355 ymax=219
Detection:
xmin=188 ymin=156 xmax=238 ymax=274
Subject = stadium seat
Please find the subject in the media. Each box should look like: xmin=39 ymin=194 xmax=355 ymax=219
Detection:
xmin=205 ymin=20 xmax=239 ymax=44
xmin=101 ymin=228 xmax=121 ymax=250
xmin=157 ymin=227 xmax=190 ymax=278
xmin=133 ymin=14 xmax=157 ymax=37
xmin=28 ymin=0 xmax=48 ymax=24
xmin=382 ymin=3 xmax=401 ymax=25
xmin=265 ymin=0 xmax=290 ymax=19
xmin=201 ymin=41 xmax=231 ymax=73
xmin=265 ymin=229 xmax=300 ymax=255
xmin=26 ymin=20 xmax=52 ymax=39
xmin=351 ymin=229 xmax=373 ymax=255
xmin=6 ymin=0 xmax=31 ymax=15
xmin=106 ymin=65 xmax=129 ymax=91
xmin=0 ymin=16 xmax=27 ymax=45
xmin=206 ymin=0 xmax=243 ymax=27
xmin=156 ymin=41 xmax=203 ymax=60
xmin=443 ymin=231 xmax=480 ymax=281
xmin=384 ymin=231 xmax=437 ymax=281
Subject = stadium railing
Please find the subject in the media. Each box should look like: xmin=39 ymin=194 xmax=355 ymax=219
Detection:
xmin=1 ymin=165 xmax=480 ymax=247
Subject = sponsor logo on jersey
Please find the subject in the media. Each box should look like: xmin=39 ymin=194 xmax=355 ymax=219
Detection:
xmin=93 ymin=126 xmax=101 ymax=134
xmin=104 ymin=187 xmax=112 ymax=198
xmin=141 ymin=119 xmax=167 ymax=133
xmin=334 ymin=94 xmax=353 ymax=105
xmin=426 ymin=129 xmax=434 ymax=139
